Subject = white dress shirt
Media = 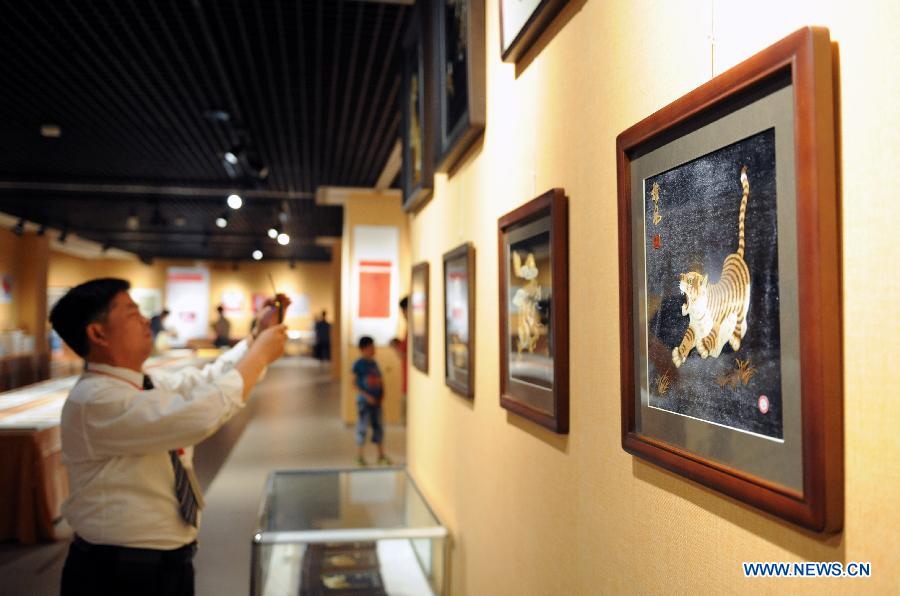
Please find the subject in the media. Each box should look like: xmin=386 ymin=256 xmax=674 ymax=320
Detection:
xmin=61 ymin=340 xmax=251 ymax=549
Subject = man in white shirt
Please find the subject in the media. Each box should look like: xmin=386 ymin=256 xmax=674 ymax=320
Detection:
xmin=49 ymin=278 xmax=288 ymax=596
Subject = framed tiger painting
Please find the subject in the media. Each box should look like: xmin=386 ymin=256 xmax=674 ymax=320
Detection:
xmin=616 ymin=27 xmax=842 ymax=532
xmin=499 ymin=189 xmax=569 ymax=433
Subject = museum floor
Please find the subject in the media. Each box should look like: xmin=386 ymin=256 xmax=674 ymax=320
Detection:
xmin=0 ymin=357 xmax=408 ymax=596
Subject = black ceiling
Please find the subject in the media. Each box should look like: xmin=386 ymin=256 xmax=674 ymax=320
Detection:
xmin=0 ymin=0 xmax=411 ymax=261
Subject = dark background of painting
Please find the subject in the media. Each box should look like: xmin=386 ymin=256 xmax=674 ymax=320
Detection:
xmin=645 ymin=128 xmax=784 ymax=439
xmin=443 ymin=0 xmax=469 ymax=135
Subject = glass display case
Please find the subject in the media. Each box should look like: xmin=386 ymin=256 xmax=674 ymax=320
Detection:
xmin=251 ymin=468 xmax=448 ymax=596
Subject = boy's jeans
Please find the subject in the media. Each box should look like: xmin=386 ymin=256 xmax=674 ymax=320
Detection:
xmin=356 ymin=396 xmax=384 ymax=445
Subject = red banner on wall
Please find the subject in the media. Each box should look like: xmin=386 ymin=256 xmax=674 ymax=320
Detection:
xmin=358 ymin=260 xmax=392 ymax=318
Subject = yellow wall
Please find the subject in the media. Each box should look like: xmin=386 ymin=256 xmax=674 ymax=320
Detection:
xmin=48 ymin=251 xmax=168 ymax=290
xmin=339 ymin=191 xmax=411 ymax=425
xmin=47 ymin=253 xmax=334 ymax=338
xmin=0 ymin=229 xmax=20 ymax=330
xmin=330 ymin=242 xmax=343 ymax=381
xmin=0 ymin=230 xmax=50 ymax=340
xmin=407 ymin=1 xmax=900 ymax=594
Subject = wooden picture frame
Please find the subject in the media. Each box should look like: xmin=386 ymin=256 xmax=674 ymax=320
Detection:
xmin=498 ymin=189 xmax=568 ymax=433
xmin=401 ymin=1 xmax=434 ymax=212
xmin=617 ymin=27 xmax=841 ymax=532
xmin=411 ymin=261 xmax=430 ymax=373
xmin=499 ymin=0 xmax=570 ymax=64
xmin=443 ymin=242 xmax=476 ymax=398
xmin=433 ymin=0 xmax=486 ymax=174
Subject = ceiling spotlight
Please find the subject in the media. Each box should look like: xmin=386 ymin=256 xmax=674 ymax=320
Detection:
xmin=277 ymin=233 xmax=290 ymax=246
xmin=278 ymin=210 xmax=288 ymax=224
xmin=252 ymin=250 xmax=263 ymax=261
xmin=267 ymin=228 xmax=278 ymax=239
xmin=126 ymin=212 xmax=140 ymax=230
xmin=203 ymin=109 xmax=231 ymax=123
xmin=174 ymin=215 xmax=187 ymax=227
xmin=215 ymin=216 xmax=228 ymax=229
xmin=40 ymin=124 xmax=62 ymax=138
xmin=224 ymin=151 xmax=239 ymax=165
xmin=227 ymin=194 xmax=243 ymax=209
xmin=12 ymin=218 xmax=25 ymax=236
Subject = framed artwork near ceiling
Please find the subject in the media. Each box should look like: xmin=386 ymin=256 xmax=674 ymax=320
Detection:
xmin=433 ymin=0 xmax=485 ymax=174
xmin=616 ymin=27 xmax=842 ymax=532
xmin=411 ymin=261 xmax=430 ymax=373
xmin=401 ymin=1 xmax=434 ymax=212
xmin=443 ymin=242 xmax=475 ymax=398
xmin=498 ymin=188 xmax=568 ymax=433
xmin=499 ymin=0 xmax=570 ymax=63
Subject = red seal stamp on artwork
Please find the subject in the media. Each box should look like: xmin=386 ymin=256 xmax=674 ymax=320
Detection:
xmin=653 ymin=234 xmax=661 ymax=249
xmin=758 ymin=395 xmax=770 ymax=414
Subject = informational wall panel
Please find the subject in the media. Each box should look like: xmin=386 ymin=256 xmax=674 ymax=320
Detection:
xmin=351 ymin=226 xmax=399 ymax=345
xmin=165 ymin=267 xmax=210 ymax=345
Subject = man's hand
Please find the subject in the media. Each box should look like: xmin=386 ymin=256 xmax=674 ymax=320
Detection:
xmin=252 ymin=324 xmax=288 ymax=364
xmin=257 ymin=293 xmax=292 ymax=332
xmin=235 ymin=324 xmax=288 ymax=401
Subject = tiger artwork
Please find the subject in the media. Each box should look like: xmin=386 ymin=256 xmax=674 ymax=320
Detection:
xmin=512 ymin=251 xmax=544 ymax=355
xmin=671 ymin=166 xmax=752 ymax=368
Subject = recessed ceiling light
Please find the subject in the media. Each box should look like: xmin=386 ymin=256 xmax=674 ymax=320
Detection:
xmin=40 ymin=124 xmax=61 ymax=138
xmin=227 ymin=194 xmax=242 ymax=209
xmin=267 ymin=228 xmax=278 ymax=239
xmin=174 ymin=215 xmax=187 ymax=227
xmin=277 ymin=233 xmax=290 ymax=246
xmin=252 ymin=250 xmax=263 ymax=261
xmin=215 ymin=217 xmax=228 ymax=229
xmin=126 ymin=214 xmax=139 ymax=230
xmin=224 ymin=151 xmax=239 ymax=165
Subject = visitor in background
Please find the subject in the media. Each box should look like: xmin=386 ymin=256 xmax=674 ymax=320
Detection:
xmin=390 ymin=296 xmax=409 ymax=420
xmin=313 ymin=310 xmax=331 ymax=364
xmin=213 ymin=305 xmax=231 ymax=348
xmin=149 ymin=309 xmax=170 ymax=341
xmin=50 ymin=278 xmax=288 ymax=596
xmin=352 ymin=336 xmax=390 ymax=467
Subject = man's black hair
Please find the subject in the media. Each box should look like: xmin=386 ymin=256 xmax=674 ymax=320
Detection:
xmin=49 ymin=278 xmax=131 ymax=358
xmin=161 ymin=308 xmax=170 ymax=317
xmin=399 ymin=296 xmax=409 ymax=310
xmin=358 ymin=336 xmax=374 ymax=349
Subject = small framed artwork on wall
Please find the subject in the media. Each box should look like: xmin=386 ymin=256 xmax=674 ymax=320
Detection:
xmin=443 ymin=242 xmax=475 ymax=398
xmin=411 ymin=261 xmax=430 ymax=373
xmin=617 ymin=27 xmax=842 ymax=532
xmin=498 ymin=189 xmax=568 ymax=433
xmin=401 ymin=1 xmax=434 ymax=212
xmin=433 ymin=0 xmax=486 ymax=174
xmin=499 ymin=0 xmax=570 ymax=64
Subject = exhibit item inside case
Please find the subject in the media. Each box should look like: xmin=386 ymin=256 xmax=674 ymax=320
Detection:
xmin=251 ymin=468 xmax=448 ymax=596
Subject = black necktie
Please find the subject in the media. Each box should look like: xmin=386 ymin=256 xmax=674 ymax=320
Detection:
xmin=143 ymin=374 xmax=201 ymax=527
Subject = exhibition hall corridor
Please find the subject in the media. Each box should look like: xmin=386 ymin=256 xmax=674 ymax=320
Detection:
xmin=0 ymin=358 xmax=407 ymax=596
